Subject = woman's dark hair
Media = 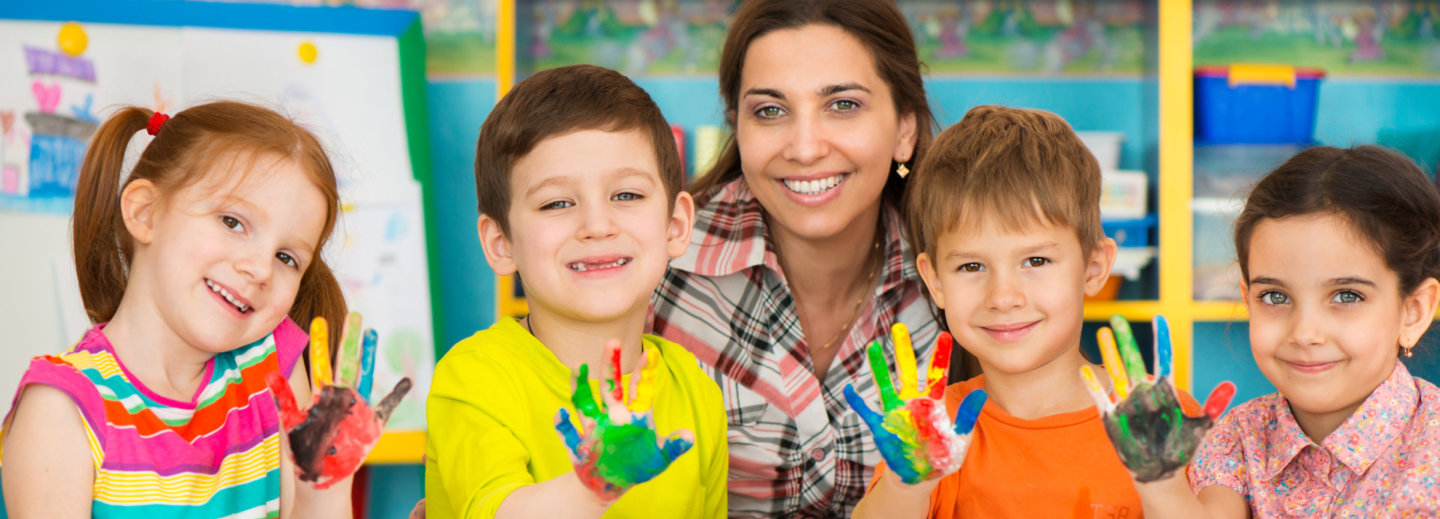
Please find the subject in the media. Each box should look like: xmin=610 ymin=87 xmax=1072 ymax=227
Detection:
xmin=688 ymin=0 xmax=936 ymax=209
xmin=1234 ymin=145 xmax=1440 ymax=295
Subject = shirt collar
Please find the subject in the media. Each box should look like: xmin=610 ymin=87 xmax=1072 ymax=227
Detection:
xmin=671 ymin=177 xmax=921 ymax=294
xmin=1260 ymin=361 xmax=1418 ymax=479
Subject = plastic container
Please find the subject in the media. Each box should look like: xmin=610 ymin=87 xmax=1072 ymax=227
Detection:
xmin=1194 ymin=143 xmax=1310 ymax=199
xmin=1102 ymin=215 xmax=1157 ymax=248
xmin=1100 ymin=170 xmax=1148 ymax=219
xmin=1194 ymin=64 xmax=1324 ymax=144
xmin=1192 ymin=197 xmax=1245 ymax=301
xmin=1076 ymin=131 xmax=1124 ymax=171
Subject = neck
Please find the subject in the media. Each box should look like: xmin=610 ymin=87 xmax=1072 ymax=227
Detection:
xmin=770 ymin=204 xmax=884 ymax=305
xmin=980 ymin=348 xmax=1096 ymax=420
xmin=102 ymin=285 xmax=217 ymax=402
xmin=1289 ymin=376 xmax=1385 ymax=443
xmin=523 ymin=304 xmax=647 ymax=375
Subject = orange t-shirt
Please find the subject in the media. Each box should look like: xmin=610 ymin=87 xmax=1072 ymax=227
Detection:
xmin=872 ymin=374 xmax=1202 ymax=519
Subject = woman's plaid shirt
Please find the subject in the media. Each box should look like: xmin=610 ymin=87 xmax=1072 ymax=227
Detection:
xmin=650 ymin=179 xmax=941 ymax=518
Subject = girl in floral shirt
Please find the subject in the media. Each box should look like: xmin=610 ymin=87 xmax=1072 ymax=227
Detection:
xmin=1134 ymin=145 xmax=1440 ymax=517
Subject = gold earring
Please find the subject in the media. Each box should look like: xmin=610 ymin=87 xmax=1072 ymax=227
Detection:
xmin=896 ymin=163 xmax=910 ymax=179
xmin=1404 ymin=343 xmax=1415 ymax=358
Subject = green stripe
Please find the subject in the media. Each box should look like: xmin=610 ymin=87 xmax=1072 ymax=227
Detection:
xmin=397 ymin=19 xmax=445 ymax=362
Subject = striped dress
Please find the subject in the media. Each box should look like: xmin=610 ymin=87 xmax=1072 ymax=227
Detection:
xmin=6 ymin=318 xmax=306 ymax=518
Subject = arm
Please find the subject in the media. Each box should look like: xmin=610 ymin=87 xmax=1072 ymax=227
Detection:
xmin=495 ymin=473 xmax=612 ymax=519
xmin=2 ymin=385 xmax=95 ymax=519
xmin=1133 ymin=477 xmax=1249 ymax=519
xmin=851 ymin=465 xmax=939 ymax=519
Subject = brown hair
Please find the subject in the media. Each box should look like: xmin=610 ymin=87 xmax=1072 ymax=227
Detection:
xmin=72 ymin=101 xmax=346 ymax=333
xmin=686 ymin=0 xmax=936 ymax=208
xmin=474 ymin=64 xmax=683 ymax=234
xmin=906 ymin=105 xmax=1104 ymax=259
xmin=1234 ymin=145 xmax=1440 ymax=295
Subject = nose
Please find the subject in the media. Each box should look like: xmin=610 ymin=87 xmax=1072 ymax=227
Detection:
xmin=1287 ymin=304 xmax=1326 ymax=348
xmin=577 ymin=201 xmax=619 ymax=241
xmin=235 ymin=247 xmax=273 ymax=285
xmin=780 ymin=109 xmax=829 ymax=165
xmin=985 ymin=270 xmax=1026 ymax=312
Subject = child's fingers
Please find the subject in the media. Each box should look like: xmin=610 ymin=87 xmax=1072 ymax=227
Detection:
xmin=266 ymin=371 xmax=307 ymax=430
xmin=843 ymin=384 xmax=886 ymax=433
xmin=1080 ymin=366 xmax=1115 ymax=415
xmin=1096 ymin=327 xmax=1132 ymax=400
xmin=1153 ymin=315 xmax=1173 ymax=379
xmin=554 ymin=408 xmax=583 ymax=457
xmin=658 ymin=429 xmax=694 ymax=464
xmin=373 ymin=377 xmax=413 ymax=424
xmin=606 ymin=340 xmax=625 ymax=405
xmin=358 ymin=329 xmax=378 ymax=403
xmin=1109 ymin=315 xmax=1148 ymax=387
xmin=571 ymin=364 xmax=605 ymax=421
xmin=1201 ymin=381 xmax=1237 ymax=420
xmin=865 ymin=341 xmax=903 ymax=412
xmin=309 ymin=317 xmax=332 ymax=388
xmin=926 ymin=332 xmax=953 ymax=399
xmin=336 ymin=312 xmax=365 ymax=387
xmin=892 ymin=323 xmax=921 ymax=400
xmin=629 ymin=347 xmax=658 ymax=412
xmin=952 ymin=388 xmax=987 ymax=436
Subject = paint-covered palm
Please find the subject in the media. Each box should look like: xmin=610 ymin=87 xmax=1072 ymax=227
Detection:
xmin=266 ymin=313 xmax=413 ymax=489
xmin=845 ymin=325 xmax=987 ymax=485
xmin=1081 ymin=315 xmax=1236 ymax=483
xmin=555 ymin=341 xmax=693 ymax=501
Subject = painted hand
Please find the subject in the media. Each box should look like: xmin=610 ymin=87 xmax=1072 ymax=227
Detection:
xmin=844 ymin=324 xmax=987 ymax=485
xmin=266 ymin=313 xmax=413 ymax=489
xmin=1081 ymin=315 xmax=1236 ymax=483
xmin=554 ymin=340 xmax=694 ymax=501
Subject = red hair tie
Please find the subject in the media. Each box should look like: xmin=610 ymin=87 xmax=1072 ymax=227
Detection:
xmin=147 ymin=112 xmax=170 ymax=136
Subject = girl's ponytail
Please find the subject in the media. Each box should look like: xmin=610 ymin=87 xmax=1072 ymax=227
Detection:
xmin=289 ymin=258 xmax=348 ymax=340
xmin=71 ymin=107 xmax=152 ymax=324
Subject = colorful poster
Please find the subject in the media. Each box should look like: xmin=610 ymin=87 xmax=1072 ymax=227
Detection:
xmin=1195 ymin=0 xmax=1440 ymax=77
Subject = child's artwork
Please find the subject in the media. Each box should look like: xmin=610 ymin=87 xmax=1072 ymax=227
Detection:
xmin=844 ymin=324 xmax=987 ymax=485
xmin=1195 ymin=0 xmax=1440 ymax=77
xmin=1082 ymin=315 xmax=1237 ymax=482
xmin=555 ymin=341 xmax=693 ymax=499
xmin=900 ymin=1 xmax=1151 ymax=75
xmin=267 ymin=313 xmax=414 ymax=489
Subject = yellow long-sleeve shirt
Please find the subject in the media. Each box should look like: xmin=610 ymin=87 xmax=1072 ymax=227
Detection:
xmin=425 ymin=317 xmax=727 ymax=518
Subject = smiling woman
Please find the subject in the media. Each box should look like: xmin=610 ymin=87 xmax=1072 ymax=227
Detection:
xmin=649 ymin=1 xmax=964 ymax=516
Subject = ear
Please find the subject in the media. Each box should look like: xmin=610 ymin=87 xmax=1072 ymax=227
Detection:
xmin=120 ymin=179 xmax=160 ymax=246
xmin=1238 ymin=278 xmax=1250 ymax=303
xmin=1082 ymin=237 xmax=1118 ymax=297
xmin=1399 ymin=277 xmax=1440 ymax=350
xmin=893 ymin=111 xmax=919 ymax=164
xmin=665 ymin=191 xmax=696 ymax=259
xmin=916 ymin=251 xmax=947 ymax=310
xmin=477 ymin=214 xmax=518 ymax=276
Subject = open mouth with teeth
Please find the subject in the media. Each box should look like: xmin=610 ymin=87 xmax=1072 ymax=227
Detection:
xmin=567 ymin=257 xmax=631 ymax=272
xmin=205 ymin=278 xmax=252 ymax=313
xmin=782 ymin=174 xmax=847 ymax=196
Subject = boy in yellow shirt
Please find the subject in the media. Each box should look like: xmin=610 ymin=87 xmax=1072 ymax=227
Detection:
xmin=425 ymin=64 xmax=726 ymax=518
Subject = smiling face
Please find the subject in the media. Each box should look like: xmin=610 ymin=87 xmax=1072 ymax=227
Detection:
xmin=1242 ymin=212 xmax=1436 ymax=427
xmin=918 ymin=216 xmax=1115 ymax=377
xmin=479 ymin=128 xmax=693 ymax=325
xmin=125 ymin=154 xmax=327 ymax=354
xmin=734 ymin=23 xmax=917 ymax=243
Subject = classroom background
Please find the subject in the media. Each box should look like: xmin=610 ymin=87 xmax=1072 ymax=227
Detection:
xmin=3 ymin=0 xmax=1440 ymax=516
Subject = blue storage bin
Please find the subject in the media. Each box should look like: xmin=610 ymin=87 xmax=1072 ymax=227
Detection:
xmin=1194 ymin=65 xmax=1324 ymax=144
xmin=1102 ymin=215 xmax=1157 ymax=248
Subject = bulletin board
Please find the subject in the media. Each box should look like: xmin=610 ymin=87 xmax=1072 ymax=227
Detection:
xmin=0 ymin=0 xmax=440 ymax=434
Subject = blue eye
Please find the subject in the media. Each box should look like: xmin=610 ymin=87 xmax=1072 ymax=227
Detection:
xmin=222 ymin=215 xmax=245 ymax=232
xmin=277 ymin=252 xmax=298 ymax=269
xmin=1024 ymin=257 xmax=1050 ymax=268
xmin=1332 ymin=290 xmax=1363 ymax=304
xmin=1259 ymin=290 xmax=1289 ymax=305
xmin=541 ymin=200 xmax=573 ymax=210
xmin=959 ymin=263 xmax=983 ymax=273
xmin=613 ymin=192 xmax=642 ymax=202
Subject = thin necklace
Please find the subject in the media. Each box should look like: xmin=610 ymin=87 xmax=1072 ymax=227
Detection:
xmin=802 ymin=233 xmax=883 ymax=354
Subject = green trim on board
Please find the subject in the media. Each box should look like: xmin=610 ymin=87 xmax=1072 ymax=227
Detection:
xmin=397 ymin=19 xmax=445 ymax=361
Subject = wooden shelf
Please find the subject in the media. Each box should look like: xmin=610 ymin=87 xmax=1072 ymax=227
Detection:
xmin=364 ymin=430 xmax=426 ymax=465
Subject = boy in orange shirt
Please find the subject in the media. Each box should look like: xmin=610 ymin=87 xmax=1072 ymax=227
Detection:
xmin=851 ymin=105 xmax=1201 ymax=518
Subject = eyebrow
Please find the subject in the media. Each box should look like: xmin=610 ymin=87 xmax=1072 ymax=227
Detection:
xmin=1248 ymin=276 xmax=1285 ymax=287
xmin=1328 ymin=277 xmax=1376 ymax=288
xmin=945 ymin=241 xmax=1058 ymax=260
xmin=524 ymin=176 xmax=572 ymax=198
xmin=523 ymin=168 xmax=656 ymax=198
xmin=742 ymin=82 xmax=872 ymax=101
